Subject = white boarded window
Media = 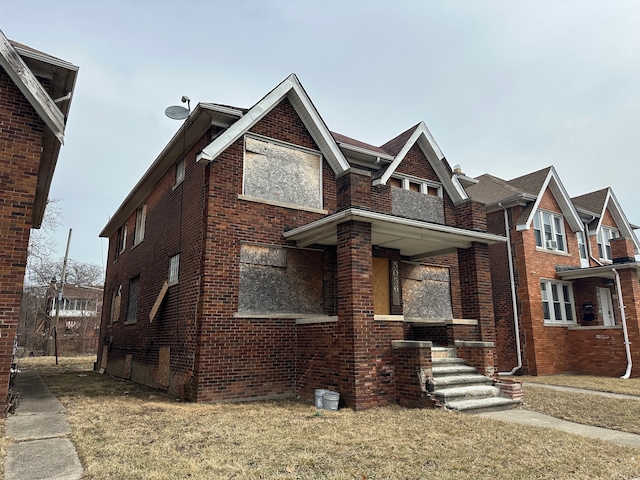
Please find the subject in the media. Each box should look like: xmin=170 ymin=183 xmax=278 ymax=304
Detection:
xmin=168 ymin=254 xmax=180 ymax=285
xmin=243 ymin=136 xmax=322 ymax=209
xmin=175 ymin=158 xmax=185 ymax=186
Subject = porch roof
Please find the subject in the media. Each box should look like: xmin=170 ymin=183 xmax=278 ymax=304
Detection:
xmin=283 ymin=208 xmax=506 ymax=260
xmin=556 ymin=262 xmax=640 ymax=280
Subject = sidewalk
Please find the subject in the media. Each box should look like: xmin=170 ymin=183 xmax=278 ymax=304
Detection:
xmin=5 ymin=369 xmax=83 ymax=480
xmin=479 ymin=383 xmax=640 ymax=449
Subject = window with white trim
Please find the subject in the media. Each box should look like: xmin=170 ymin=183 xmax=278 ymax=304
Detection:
xmin=533 ymin=210 xmax=566 ymax=252
xmin=168 ymin=254 xmax=180 ymax=285
xmin=577 ymin=231 xmax=589 ymax=267
xmin=541 ymin=279 xmax=575 ymax=323
xmin=115 ymin=223 xmax=127 ymax=259
xmin=597 ymin=226 xmax=619 ymax=261
xmin=389 ymin=175 xmax=442 ymax=197
xmin=133 ymin=203 xmax=147 ymax=246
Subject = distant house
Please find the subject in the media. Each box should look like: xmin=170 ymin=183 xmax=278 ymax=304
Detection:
xmin=47 ymin=283 xmax=103 ymax=355
xmin=0 ymin=28 xmax=77 ymax=410
xmin=97 ymin=74 xmax=513 ymax=411
xmin=465 ymin=166 xmax=640 ymax=377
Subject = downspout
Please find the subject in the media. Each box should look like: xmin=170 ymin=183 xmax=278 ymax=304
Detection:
xmin=612 ymin=268 xmax=632 ymax=379
xmin=497 ymin=203 xmax=523 ymax=375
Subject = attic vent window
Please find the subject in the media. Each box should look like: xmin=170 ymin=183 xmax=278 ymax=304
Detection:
xmin=390 ymin=175 xmax=442 ymax=197
xmin=243 ymin=135 xmax=322 ymax=210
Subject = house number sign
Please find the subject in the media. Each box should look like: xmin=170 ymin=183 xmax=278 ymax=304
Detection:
xmin=391 ymin=260 xmax=401 ymax=305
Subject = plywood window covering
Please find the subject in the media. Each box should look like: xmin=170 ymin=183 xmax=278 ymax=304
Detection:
xmin=243 ymin=136 xmax=322 ymax=210
xmin=238 ymin=244 xmax=323 ymax=314
xmin=110 ymin=285 xmax=121 ymax=324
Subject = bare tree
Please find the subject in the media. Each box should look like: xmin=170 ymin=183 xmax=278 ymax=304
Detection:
xmin=25 ymin=198 xmax=62 ymax=286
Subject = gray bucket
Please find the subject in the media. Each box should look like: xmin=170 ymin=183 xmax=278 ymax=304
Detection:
xmin=315 ymin=389 xmax=328 ymax=409
xmin=323 ymin=391 xmax=340 ymax=411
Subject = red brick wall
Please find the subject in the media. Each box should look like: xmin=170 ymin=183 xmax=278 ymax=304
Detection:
xmin=568 ymin=328 xmax=629 ymax=376
xmin=0 ymin=68 xmax=46 ymax=410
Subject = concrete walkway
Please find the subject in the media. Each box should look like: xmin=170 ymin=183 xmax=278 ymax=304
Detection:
xmin=479 ymin=383 xmax=640 ymax=449
xmin=5 ymin=370 xmax=83 ymax=480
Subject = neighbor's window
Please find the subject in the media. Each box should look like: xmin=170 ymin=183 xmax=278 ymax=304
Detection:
xmin=168 ymin=254 xmax=180 ymax=285
xmin=175 ymin=158 xmax=185 ymax=186
xmin=597 ymin=226 xmax=619 ymax=261
xmin=243 ymin=135 xmax=322 ymax=210
xmin=541 ymin=279 xmax=575 ymax=323
xmin=125 ymin=277 xmax=140 ymax=325
xmin=533 ymin=210 xmax=566 ymax=252
xmin=390 ymin=175 xmax=442 ymax=197
xmin=133 ymin=204 xmax=147 ymax=246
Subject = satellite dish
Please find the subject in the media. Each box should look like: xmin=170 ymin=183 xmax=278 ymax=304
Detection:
xmin=164 ymin=105 xmax=190 ymax=120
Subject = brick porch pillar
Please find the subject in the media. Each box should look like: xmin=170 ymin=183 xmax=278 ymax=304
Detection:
xmin=457 ymin=242 xmax=496 ymax=344
xmin=336 ymin=220 xmax=377 ymax=410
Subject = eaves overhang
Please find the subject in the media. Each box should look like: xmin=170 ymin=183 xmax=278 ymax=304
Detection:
xmin=483 ymin=193 xmax=537 ymax=213
xmin=284 ymin=208 xmax=506 ymax=260
xmin=100 ymin=103 xmax=242 ymax=238
xmin=556 ymin=262 xmax=640 ymax=280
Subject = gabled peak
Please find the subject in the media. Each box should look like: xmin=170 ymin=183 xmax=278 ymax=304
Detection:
xmin=572 ymin=187 xmax=609 ymax=216
xmin=379 ymin=123 xmax=422 ymax=156
xmin=507 ymin=166 xmax=554 ymax=196
xmin=466 ymin=173 xmax=525 ymax=206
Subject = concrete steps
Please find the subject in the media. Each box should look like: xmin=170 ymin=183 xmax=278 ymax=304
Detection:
xmin=429 ymin=348 xmax=520 ymax=414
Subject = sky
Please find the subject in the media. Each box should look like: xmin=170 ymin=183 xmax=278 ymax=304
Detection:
xmin=3 ymin=1 xmax=640 ymax=277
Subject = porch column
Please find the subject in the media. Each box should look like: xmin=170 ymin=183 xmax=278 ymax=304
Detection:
xmin=457 ymin=242 xmax=496 ymax=344
xmin=336 ymin=220 xmax=376 ymax=409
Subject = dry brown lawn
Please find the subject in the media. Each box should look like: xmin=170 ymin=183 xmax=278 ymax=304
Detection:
xmin=516 ymin=374 xmax=640 ymax=396
xmin=7 ymin=357 xmax=640 ymax=479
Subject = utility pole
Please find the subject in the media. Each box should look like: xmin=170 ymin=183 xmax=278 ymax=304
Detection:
xmin=53 ymin=228 xmax=72 ymax=365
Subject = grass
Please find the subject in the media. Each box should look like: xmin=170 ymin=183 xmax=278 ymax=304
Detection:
xmin=7 ymin=357 xmax=640 ymax=479
xmin=516 ymin=374 xmax=640 ymax=396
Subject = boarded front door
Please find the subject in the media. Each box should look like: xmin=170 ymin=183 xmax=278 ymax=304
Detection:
xmin=373 ymin=257 xmax=390 ymax=315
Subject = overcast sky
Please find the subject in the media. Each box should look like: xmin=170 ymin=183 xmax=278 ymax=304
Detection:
xmin=4 ymin=1 xmax=640 ymax=276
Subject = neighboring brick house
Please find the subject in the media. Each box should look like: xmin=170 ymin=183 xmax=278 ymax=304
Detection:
xmin=465 ymin=166 xmax=640 ymax=377
xmin=97 ymin=74 xmax=506 ymax=410
xmin=0 ymin=29 xmax=77 ymax=410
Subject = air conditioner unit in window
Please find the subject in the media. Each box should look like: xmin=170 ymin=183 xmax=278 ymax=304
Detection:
xmin=546 ymin=240 xmax=558 ymax=250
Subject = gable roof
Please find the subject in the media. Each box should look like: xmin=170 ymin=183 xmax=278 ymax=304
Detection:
xmin=573 ymin=187 xmax=640 ymax=254
xmin=467 ymin=166 xmax=583 ymax=232
xmin=372 ymin=122 xmax=467 ymax=203
xmin=196 ymin=74 xmax=350 ymax=174
xmin=0 ymin=29 xmax=78 ymax=227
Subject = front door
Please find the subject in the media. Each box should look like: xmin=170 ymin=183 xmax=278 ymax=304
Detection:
xmin=598 ymin=287 xmax=615 ymax=326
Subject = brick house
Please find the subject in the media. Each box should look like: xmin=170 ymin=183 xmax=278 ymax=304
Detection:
xmin=97 ymin=74 xmax=513 ymax=410
xmin=465 ymin=166 xmax=640 ymax=377
xmin=0 ymin=29 xmax=77 ymax=409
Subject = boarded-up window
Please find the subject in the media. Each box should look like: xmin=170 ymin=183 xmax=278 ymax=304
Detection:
xmin=244 ymin=136 xmax=322 ymax=209
xmin=126 ymin=277 xmax=140 ymax=325
xmin=402 ymin=263 xmax=453 ymax=319
xmin=238 ymin=245 xmax=323 ymax=314
xmin=110 ymin=285 xmax=121 ymax=324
